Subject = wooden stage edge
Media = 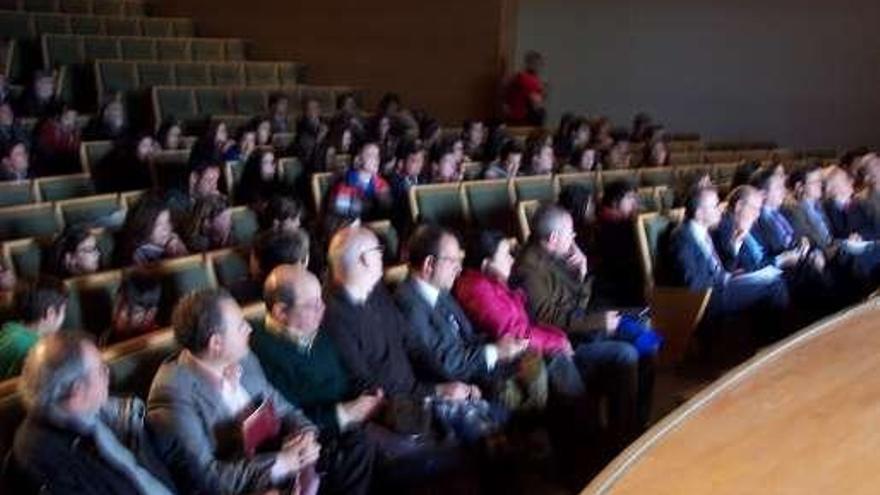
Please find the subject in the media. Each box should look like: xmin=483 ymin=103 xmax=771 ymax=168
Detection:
xmin=581 ymin=297 xmax=880 ymax=494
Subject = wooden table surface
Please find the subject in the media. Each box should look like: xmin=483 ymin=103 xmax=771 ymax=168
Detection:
xmin=583 ymin=299 xmax=880 ymax=494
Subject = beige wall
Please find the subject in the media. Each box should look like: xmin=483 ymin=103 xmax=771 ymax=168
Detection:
xmin=156 ymin=0 xmax=515 ymax=123
xmin=516 ymin=0 xmax=880 ymax=149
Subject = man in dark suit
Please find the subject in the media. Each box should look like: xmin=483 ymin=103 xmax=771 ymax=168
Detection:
xmin=665 ymin=186 xmax=789 ymax=336
xmin=11 ymin=332 xmax=175 ymax=495
xmin=394 ymin=224 xmax=528 ymax=385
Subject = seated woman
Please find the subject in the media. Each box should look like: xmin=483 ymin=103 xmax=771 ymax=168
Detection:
xmin=47 ymin=226 xmax=101 ymax=278
xmin=641 ymin=125 xmax=669 ymax=167
xmin=601 ymin=132 xmax=632 ymax=170
xmin=188 ymin=120 xmax=233 ymax=168
xmin=33 ymin=102 xmax=81 ymax=176
xmin=181 ymin=194 xmax=233 ymax=252
xmin=328 ymin=141 xmax=392 ymax=220
xmin=461 ymin=119 xmax=486 ymax=162
xmin=554 ymin=115 xmax=590 ymax=164
xmin=0 ymin=139 xmax=31 ymax=182
xmin=594 ymin=180 xmax=645 ymax=306
xmin=314 ymin=120 xmax=358 ymax=173
xmin=561 ymin=143 xmax=598 ymax=173
xmin=118 ymin=193 xmax=189 ymax=266
xmin=235 ymin=148 xmax=292 ymax=208
xmin=156 ymin=118 xmax=184 ymax=151
xmin=105 ymin=270 xmax=161 ymax=344
xmin=523 ymin=131 xmax=555 ymax=176
xmin=0 ymin=103 xmax=30 ymax=150
xmin=82 ymin=96 xmax=128 ymax=142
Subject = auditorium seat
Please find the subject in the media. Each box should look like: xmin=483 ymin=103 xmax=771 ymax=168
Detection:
xmin=245 ymin=62 xmax=278 ymax=86
xmin=711 ymin=162 xmax=741 ymax=188
xmin=0 ymin=11 xmax=195 ymax=39
xmin=513 ymin=175 xmax=555 ymax=203
xmin=703 ymin=150 xmax=739 ymax=163
xmin=208 ymin=246 xmax=249 ymax=290
xmin=461 ymin=161 xmax=482 ymax=180
xmin=272 ymin=132 xmax=295 ymax=150
xmin=635 ymin=210 xmax=711 ymax=365
xmin=278 ymin=156 xmax=304 ymax=188
xmin=140 ymin=254 xmax=216 ymax=325
xmin=366 ymin=219 xmax=399 ymax=263
xmin=676 ymin=164 xmax=712 ymax=186
xmin=63 ymin=268 xmax=122 ymax=336
xmin=640 ymin=167 xmax=675 ymax=187
xmin=410 ymin=183 xmax=466 ymax=226
xmin=210 ymin=62 xmax=244 ymax=86
xmin=35 ymin=172 xmax=94 ymax=201
xmin=148 ymin=149 xmax=191 ymax=190
xmin=383 ymin=263 xmax=409 ymax=287
xmin=152 ymin=86 xmax=198 ymax=123
xmin=79 ymin=140 xmax=113 ymax=175
xmin=2 ymin=237 xmax=43 ymax=280
xmin=463 ymin=179 xmax=512 ymax=233
xmin=669 ymin=151 xmax=703 ymax=166
xmin=311 ymin=171 xmax=335 ymax=213
xmin=119 ymin=37 xmax=153 ymax=60
xmin=96 ymin=59 xmax=138 ymax=94
xmin=155 ymin=37 xmax=186 ymax=60
xmin=555 ymin=170 xmax=597 ymax=193
xmin=600 ymin=169 xmax=638 ymax=190
xmin=55 ymin=192 xmax=122 ymax=227
xmin=174 ymin=61 xmax=210 ymax=86
xmin=516 ymin=198 xmax=540 ymax=241
xmin=194 ymin=87 xmax=231 ymax=115
xmin=230 ymin=206 xmax=258 ymax=246
xmin=0 ymin=203 xmax=60 ymax=241
xmin=0 ymin=181 xmax=37 ymax=207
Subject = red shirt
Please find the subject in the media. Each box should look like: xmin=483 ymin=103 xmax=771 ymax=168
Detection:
xmin=505 ymin=70 xmax=544 ymax=123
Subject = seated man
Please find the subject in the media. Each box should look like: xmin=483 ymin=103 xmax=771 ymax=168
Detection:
xmin=393 ymin=225 xmax=533 ymax=402
xmin=147 ymin=288 xmax=322 ymax=495
xmin=665 ymin=186 xmax=789 ymax=337
xmin=0 ymin=139 xmax=31 ymax=182
xmin=11 ymin=332 xmax=175 ymax=494
xmin=513 ymin=204 xmax=654 ymax=437
xmin=594 ymin=179 xmax=645 ymax=306
xmin=228 ymin=228 xmax=310 ymax=304
xmin=251 ymin=265 xmax=377 ymax=495
xmin=0 ymin=277 xmax=68 ymax=379
xmin=323 ymin=227 xmax=494 ymax=442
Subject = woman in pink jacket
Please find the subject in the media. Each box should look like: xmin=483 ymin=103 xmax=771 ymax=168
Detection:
xmin=454 ymin=230 xmax=573 ymax=356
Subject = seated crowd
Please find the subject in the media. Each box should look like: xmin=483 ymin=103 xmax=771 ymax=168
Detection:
xmin=1 ymin=68 xmax=880 ymax=493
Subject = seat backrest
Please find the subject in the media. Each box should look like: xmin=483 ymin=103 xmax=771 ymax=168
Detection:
xmin=153 ymin=86 xmax=197 ymax=122
xmin=3 ymin=237 xmax=45 ymax=281
xmin=174 ymin=61 xmax=210 ymax=86
xmin=208 ymin=246 xmax=249 ymax=289
xmin=311 ymin=171 xmax=335 ymax=214
xmin=233 ymin=87 xmax=268 ymax=115
xmin=103 ymin=17 xmax=139 ymax=37
xmin=245 ymin=62 xmax=278 ymax=86
xmin=0 ymin=181 xmax=36 ymax=207
xmin=225 ymin=39 xmax=246 ymax=61
xmin=63 ymin=269 xmax=122 ymax=336
xmin=140 ymin=18 xmax=173 ymax=38
xmin=81 ymin=34 xmax=119 ymax=61
xmin=516 ymin=199 xmax=540 ymax=242
xmin=103 ymin=329 xmax=179 ymax=399
xmin=119 ymin=36 xmax=154 ymax=60
xmin=96 ymin=60 xmax=138 ymax=94
xmin=35 ymin=172 xmax=94 ymax=201
xmin=155 ymin=38 xmax=188 ymax=61
xmin=513 ymin=175 xmax=555 ymax=203
xmin=636 ymin=212 xmax=669 ymax=287
xmin=669 ymin=151 xmax=703 ymax=166
xmin=0 ymin=381 xmax=24 ymax=465
xmin=463 ymin=179 xmax=512 ymax=233
xmin=136 ymin=60 xmax=174 ymax=87
xmin=410 ymin=183 xmax=466 ymax=227
xmin=42 ymin=32 xmax=83 ymax=67
xmin=33 ymin=13 xmax=71 ymax=36
xmin=55 ymin=193 xmax=121 ymax=228
xmin=194 ymin=87 xmax=231 ymax=116
xmin=135 ymin=254 xmax=216 ymax=326
xmin=191 ymin=38 xmax=223 ymax=61
xmin=0 ymin=12 xmax=33 ymax=39
xmin=0 ymin=203 xmax=60 ymax=241
xmin=210 ymin=62 xmax=243 ymax=86
xmin=231 ymin=206 xmax=258 ymax=246
xmin=79 ymin=140 xmax=113 ymax=175
xmin=366 ymin=219 xmax=399 ymax=263
xmin=639 ymin=167 xmax=675 ymax=187
xmin=69 ymin=14 xmax=100 ymax=35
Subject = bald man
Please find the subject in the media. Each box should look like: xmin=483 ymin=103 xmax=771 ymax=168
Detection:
xmin=250 ymin=265 xmax=376 ymax=495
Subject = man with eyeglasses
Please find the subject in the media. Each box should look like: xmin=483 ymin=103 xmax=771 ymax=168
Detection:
xmin=9 ymin=331 xmax=175 ymax=494
xmin=250 ymin=264 xmax=377 ymax=495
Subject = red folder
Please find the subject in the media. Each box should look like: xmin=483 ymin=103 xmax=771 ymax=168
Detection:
xmin=242 ymin=398 xmax=281 ymax=457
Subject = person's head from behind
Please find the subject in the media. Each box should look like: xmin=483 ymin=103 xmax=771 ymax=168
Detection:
xmin=602 ymin=179 xmax=639 ymax=219
xmin=269 ymin=92 xmax=289 ymax=117
xmin=19 ymin=331 xmax=108 ymax=417
xmin=355 ymin=141 xmax=381 ymax=176
xmin=396 ymin=139 xmax=425 ymax=178
xmin=302 ymin=96 xmax=321 ymax=121
xmin=264 ymin=265 xmax=325 ymax=337
xmin=124 ymin=193 xmax=175 ymax=251
xmin=32 ymin=71 xmax=55 ymax=102
xmin=157 ymin=119 xmax=182 ymax=150
xmin=112 ymin=271 xmax=160 ymax=336
xmin=525 ymin=131 xmax=554 ymax=175
xmin=407 ymin=224 xmax=463 ymax=291
xmin=464 ymin=229 xmax=514 ymax=283
xmin=728 ymin=185 xmax=764 ymax=233
xmin=189 ymin=161 xmax=222 ymax=199
xmin=15 ymin=276 xmax=68 ymax=335
xmin=685 ymin=186 xmax=721 ymax=228
xmin=250 ymin=228 xmax=310 ymax=280
xmin=532 ymin=204 xmax=576 ymax=256
xmin=2 ymin=140 xmax=29 ymax=177
xmin=51 ymin=226 xmax=101 ymax=277
xmin=824 ymin=166 xmax=854 ymax=204
xmin=186 ymin=194 xmax=232 ymax=250
xmin=524 ymin=50 xmax=544 ymax=74
xmin=499 ymin=140 xmax=523 ymax=175
xmin=258 ymin=196 xmax=302 ymax=234
xmin=172 ymin=288 xmax=251 ymax=365
xmin=328 ymin=227 xmax=384 ymax=292
xmin=559 ymin=184 xmax=596 ymax=225
xmin=753 ymin=168 xmax=788 ymax=210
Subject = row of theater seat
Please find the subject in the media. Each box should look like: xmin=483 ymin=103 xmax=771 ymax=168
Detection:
xmin=0 ymin=0 xmax=145 ymax=16
xmin=44 ymin=33 xmax=247 ymax=67
xmin=0 ymin=10 xmax=193 ymax=39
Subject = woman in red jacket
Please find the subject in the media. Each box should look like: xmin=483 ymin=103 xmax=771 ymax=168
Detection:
xmin=453 ymin=230 xmax=573 ymax=356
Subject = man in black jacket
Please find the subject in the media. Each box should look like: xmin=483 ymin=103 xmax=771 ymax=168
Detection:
xmin=10 ymin=331 xmax=175 ymax=495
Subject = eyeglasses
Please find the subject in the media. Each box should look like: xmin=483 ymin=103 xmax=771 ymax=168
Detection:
xmin=435 ymin=254 xmax=464 ymax=265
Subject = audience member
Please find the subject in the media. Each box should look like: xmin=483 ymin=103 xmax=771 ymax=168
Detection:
xmin=106 ymin=271 xmax=161 ymax=344
xmin=48 ymin=225 xmax=102 ymax=278
xmin=10 ymin=332 xmax=175 ymax=494
xmin=82 ymin=96 xmax=128 ymax=142
xmin=147 ymin=289 xmax=322 ymax=495
xmin=268 ymin=92 xmax=291 ymax=133
xmin=235 ymin=149 xmax=291 ymax=208
xmin=462 ymin=120 xmax=487 ymax=162
xmin=34 ymin=102 xmax=81 ymax=176
xmin=564 ymin=144 xmax=598 ymax=172
xmin=182 ymin=194 xmax=233 ymax=252
xmin=0 ymin=276 xmax=68 ymax=379
xmin=257 ymin=196 xmax=303 ymax=234
xmin=228 ymin=228 xmax=311 ymax=304
xmin=328 ymin=141 xmax=392 ymax=220
xmin=251 ymin=266 xmax=377 ymax=494
xmin=0 ymin=102 xmax=30 ymax=149
xmin=0 ymin=139 xmax=31 ymax=181
xmin=293 ymin=96 xmax=328 ymax=169
xmin=118 ymin=193 xmax=188 ymax=266
xmin=601 ymin=133 xmax=631 ymax=170
xmin=188 ymin=121 xmax=232 ymax=169
xmin=15 ymin=71 xmax=58 ymax=119
xmin=483 ymin=139 xmax=523 ymax=180
xmin=858 ymin=153 xmax=880 ymax=225
xmin=555 ymin=116 xmax=590 ymax=163
xmin=594 ymin=180 xmax=645 ymax=306
xmin=93 ymin=133 xmax=155 ymax=192
xmin=429 ymin=140 xmax=462 ymax=183
xmin=523 ymin=131 xmax=555 ymax=176
xmin=823 ymin=166 xmax=878 ymax=240
xmin=156 ymin=119 xmax=184 ymax=151
xmin=642 ymin=125 xmax=669 ymax=167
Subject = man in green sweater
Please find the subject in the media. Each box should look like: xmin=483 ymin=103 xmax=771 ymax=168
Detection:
xmin=250 ymin=264 xmax=380 ymax=495
xmin=0 ymin=276 xmax=68 ymax=379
